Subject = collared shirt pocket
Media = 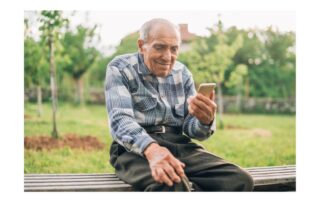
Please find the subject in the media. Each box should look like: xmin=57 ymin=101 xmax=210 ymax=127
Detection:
xmin=134 ymin=96 xmax=158 ymax=112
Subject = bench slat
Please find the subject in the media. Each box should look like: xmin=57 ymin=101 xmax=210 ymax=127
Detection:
xmin=24 ymin=184 xmax=132 ymax=192
xmin=247 ymin=166 xmax=295 ymax=170
xmin=24 ymin=176 xmax=118 ymax=180
xmin=249 ymin=171 xmax=295 ymax=176
xmin=248 ymin=170 xmax=295 ymax=175
xmin=24 ymin=173 xmax=115 ymax=178
xmin=25 ymin=178 xmax=120 ymax=183
xmin=254 ymin=176 xmax=295 ymax=186
xmin=247 ymin=169 xmax=295 ymax=174
xmin=24 ymin=173 xmax=116 ymax=177
xmin=25 ymin=180 xmax=127 ymax=187
xmin=24 ymin=165 xmax=295 ymax=191
xmin=246 ymin=165 xmax=295 ymax=169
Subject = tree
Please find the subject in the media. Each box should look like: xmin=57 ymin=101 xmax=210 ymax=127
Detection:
xmin=39 ymin=11 xmax=68 ymax=138
xmin=89 ymin=31 xmax=139 ymax=88
xmin=180 ymin=19 xmax=243 ymax=128
xmin=113 ymin=31 xmax=139 ymax=55
xmin=225 ymin=64 xmax=248 ymax=112
xmin=61 ymin=25 xmax=100 ymax=105
xmin=24 ymin=36 xmax=49 ymax=117
xmin=230 ymin=27 xmax=295 ymax=98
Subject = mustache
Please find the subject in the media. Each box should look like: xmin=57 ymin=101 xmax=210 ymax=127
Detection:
xmin=154 ymin=60 xmax=171 ymax=65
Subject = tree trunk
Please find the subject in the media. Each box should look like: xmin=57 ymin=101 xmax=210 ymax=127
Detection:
xmin=217 ymin=82 xmax=224 ymax=129
xmin=245 ymin=78 xmax=250 ymax=98
xmin=235 ymin=84 xmax=242 ymax=113
xmin=36 ymin=85 xmax=43 ymax=117
xmin=236 ymin=90 xmax=242 ymax=113
xmin=49 ymin=35 xmax=59 ymax=139
xmin=74 ymin=77 xmax=84 ymax=105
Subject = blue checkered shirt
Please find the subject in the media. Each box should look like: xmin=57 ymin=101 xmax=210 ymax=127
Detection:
xmin=105 ymin=52 xmax=216 ymax=156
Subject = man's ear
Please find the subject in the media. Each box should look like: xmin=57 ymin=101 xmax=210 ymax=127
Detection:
xmin=137 ymin=39 xmax=145 ymax=53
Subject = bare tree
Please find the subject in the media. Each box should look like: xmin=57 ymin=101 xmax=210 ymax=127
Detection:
xmin=39 ymin=11 xmax=68 ymax=138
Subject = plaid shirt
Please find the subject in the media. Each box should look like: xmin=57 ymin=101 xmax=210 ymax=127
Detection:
xmin=105 ymin=52 xmax=216 ymax=156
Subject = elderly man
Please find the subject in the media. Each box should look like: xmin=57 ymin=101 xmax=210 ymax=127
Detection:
xmin=104 ymin=18 xmax=253 ymax=191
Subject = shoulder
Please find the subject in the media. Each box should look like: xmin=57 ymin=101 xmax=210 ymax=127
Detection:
xmin=107 ymin=52 xmax=139 ymax=71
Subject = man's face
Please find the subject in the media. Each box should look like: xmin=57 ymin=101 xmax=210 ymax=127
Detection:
xmin=138 ymin=24 xmax=180 ymax=77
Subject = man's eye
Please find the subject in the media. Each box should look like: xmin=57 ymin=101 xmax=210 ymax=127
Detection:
xmin=154 ymin=46 xmax=164 ymax=50
xmin=171 ymin=47 xmax=178 ymax=52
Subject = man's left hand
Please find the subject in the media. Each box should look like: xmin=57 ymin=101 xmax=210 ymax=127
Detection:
xmin=187 ymin=91 xmax=217 ymax=125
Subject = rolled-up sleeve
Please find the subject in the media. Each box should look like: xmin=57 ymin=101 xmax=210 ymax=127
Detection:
xmin=182 ymin=69 xmax=216 ymax=141
xmin=105 ymin=65 xmax=156 ymax=156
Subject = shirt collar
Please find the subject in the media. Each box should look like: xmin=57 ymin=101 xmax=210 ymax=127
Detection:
xmin=137 ymin=52 xmax=173 ymax=77
xmin=137 ymin=52 xmax=152 ymax=76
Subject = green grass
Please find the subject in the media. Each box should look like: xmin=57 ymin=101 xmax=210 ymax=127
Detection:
xmin=24 ymin=102 xmax=295 ymax=174
xmin=198 ymin=114 xmax=295 ymax=167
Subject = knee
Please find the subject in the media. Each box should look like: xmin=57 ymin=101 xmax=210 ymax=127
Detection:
xmin=217 ymin=166 xmax=254 ymax=191
xmin=236 ymin=169 xmax=254 ymax=191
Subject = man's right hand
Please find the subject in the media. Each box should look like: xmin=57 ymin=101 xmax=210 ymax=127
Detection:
xmin=144 ymin=143 xmax=186 ymax=187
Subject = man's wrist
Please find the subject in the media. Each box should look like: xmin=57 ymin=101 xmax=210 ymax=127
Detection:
xmin=199 ymin=117 xmax=214 ymax=126
xmin=143 ymin=142 xmax=160 ymax=159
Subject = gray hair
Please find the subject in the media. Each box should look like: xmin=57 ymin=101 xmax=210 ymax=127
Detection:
xmin=139 ymin=18 xmax=181 ymax=43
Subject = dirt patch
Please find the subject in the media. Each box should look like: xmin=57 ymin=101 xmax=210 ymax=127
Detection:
xmin=24 ymin=134 xmax=105 ymax=151
xmin=225 ymin=125 xmax=272 ymax=138
xmin=250 ymin=128 xmax=272 ymax=137
xmin=225 ymin=125 xmax=247 ymax=130
xmin=24 ymin=114 xmax=32 ymax=119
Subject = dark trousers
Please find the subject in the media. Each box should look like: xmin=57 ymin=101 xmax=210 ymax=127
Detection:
xmin=109 ymin=132 xmax=254 ymax=191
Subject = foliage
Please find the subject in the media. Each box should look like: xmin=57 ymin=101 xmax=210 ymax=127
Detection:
xmin=61 ymin=25 xmax=100 ymax=80
xmin=24 ymin=37 xmax=49 ymax=88
xmin=60 ymin=25 xmax=100 ymax=104
xmin=179 ymin=23 xmax=295 ymax=99
xmin=88 ymin=31 xmax=139 ymax=87
xmin=24 ymin=12 xmax=296 ymax=108
xmin=113 ymin=31 xmax=139 ymax=56
xmin=248 ymin=64 xmax=295 ymax=98
xmin=179 ymin=22 xmax=244 ymax=84
xmin=226 ymin=64 xmax=248 ymax=88
xmin=39 ymin=11 xmax=69 ymax=43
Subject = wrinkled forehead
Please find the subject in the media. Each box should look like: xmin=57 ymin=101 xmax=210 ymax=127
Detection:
xmin=149 ymin=38 xmax=180 ymax=48
xmin=147 ymin=23 xmax=181 ymax=44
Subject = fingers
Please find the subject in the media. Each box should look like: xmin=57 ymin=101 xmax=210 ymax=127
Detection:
xmin=148 ymin=146 xmax=187 ymax=187
xmin=196 ymin=93 xmax=215 ymax=107
xmin=151 ymin=169 xmax=162 ymax=183
xmin=188 ymin=104 xmax=211 ymax=124
xmin=156 ymin=168 xmax=173 ymax=186
xmin=169 ymin=158 xmax=186 ymax=179
xmin=189 ymin=94 xmax=217 ymax=113
xmin=188 ymin=93 xmax=217 ymax=124
xmin=188 ymin=98 xmax=213 ymax=119
xmin=151 ymin=158 xmax=186 ymax=186
xmin=152 ymin=165 xmax=182 ymax=186
xmin=192 ymin=96 xmax=212 ymax=112
xmin=164 ymin=165 xmax=181 ymax=184
xmin=209 ymin=90 xmax=215 ymax=100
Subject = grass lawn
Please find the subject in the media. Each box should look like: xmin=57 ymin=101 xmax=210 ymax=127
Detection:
xmin=24 ymin=102 xmax=295 ymax=173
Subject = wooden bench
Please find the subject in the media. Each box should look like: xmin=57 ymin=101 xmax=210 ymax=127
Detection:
xmin=24 ymin=165 xmax=295 ymax=191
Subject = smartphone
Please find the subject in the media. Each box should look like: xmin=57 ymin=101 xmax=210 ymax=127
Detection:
xmin=197 ymin=83 xmax=216 ymax=98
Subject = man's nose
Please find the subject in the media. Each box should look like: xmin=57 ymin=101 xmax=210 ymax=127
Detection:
xmin=162 ymin=49 xmax=171 ymax=61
